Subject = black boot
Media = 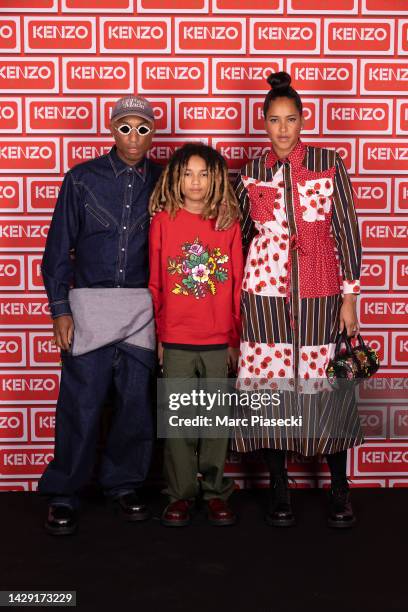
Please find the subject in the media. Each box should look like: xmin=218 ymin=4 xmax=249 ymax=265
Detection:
xmin=328 ymin=477 xmax=356 ymax=529
xmin=265 ymin=469 xmax=295 ymax=527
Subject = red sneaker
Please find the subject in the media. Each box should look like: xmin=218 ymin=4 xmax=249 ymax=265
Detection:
xmin=161 ymin=500 xmax=194 ymax=527
xmin=207 ymin=498 xmax=236 ymax=526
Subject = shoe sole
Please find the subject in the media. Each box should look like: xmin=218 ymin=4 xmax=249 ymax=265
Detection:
xmin=44 ymin=522 xmax=77 ymax=536
xmin=161 ymin=518 xmax=191 ymax=527
xmin=207 ymin=517 xmax=237 ymax=526
xmin=120 ymin=510 xmax=151 ymax=522
xmin=265 ymin=515 xmax=296 ymax=528
xmin=327 ymin=518 xmax=357 ymax=529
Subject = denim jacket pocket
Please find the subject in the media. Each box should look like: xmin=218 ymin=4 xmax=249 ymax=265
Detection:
xmin=129 ymin=211 xmax=150 ymax=236
xmin=84 ymin=202 xmax=110 ymax=228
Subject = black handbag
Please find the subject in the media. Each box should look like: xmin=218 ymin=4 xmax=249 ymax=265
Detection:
xmin=326 ymin=330 xmax=380 ymax=385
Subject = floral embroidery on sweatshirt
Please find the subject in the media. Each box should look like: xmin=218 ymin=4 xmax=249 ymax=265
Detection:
xmin=167 ymin=237 xmax=229 ymax=299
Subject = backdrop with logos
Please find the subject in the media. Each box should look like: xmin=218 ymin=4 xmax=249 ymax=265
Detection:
xmin=0 ymin=0 xmax=407 ymax=491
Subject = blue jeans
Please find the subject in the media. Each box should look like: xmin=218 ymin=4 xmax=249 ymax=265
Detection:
xmin=38 ymin=343 xmax=154 ymax=509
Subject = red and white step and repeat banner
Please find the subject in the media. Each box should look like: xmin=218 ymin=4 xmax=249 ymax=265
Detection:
xmin=0 ymin=0 xmax=407 ymax=491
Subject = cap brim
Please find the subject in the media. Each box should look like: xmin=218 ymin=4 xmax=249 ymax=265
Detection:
xmin=111 ymin=110 xmax=154 ymax=123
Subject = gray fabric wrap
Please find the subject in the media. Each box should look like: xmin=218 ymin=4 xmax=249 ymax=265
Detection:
xmin=68 ymin=288 xmax=155 ymax=356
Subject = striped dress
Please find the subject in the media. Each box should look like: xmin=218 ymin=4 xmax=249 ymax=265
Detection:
xmin=232 ymin=139 xmax=364 ymax=456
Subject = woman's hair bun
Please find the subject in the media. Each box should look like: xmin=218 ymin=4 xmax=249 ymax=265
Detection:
xmin=266 ymin=71 xmax=291 ymax=91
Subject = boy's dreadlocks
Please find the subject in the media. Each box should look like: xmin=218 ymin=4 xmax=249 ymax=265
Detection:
xmin=149 ymin=143 xmax=240 ymax=225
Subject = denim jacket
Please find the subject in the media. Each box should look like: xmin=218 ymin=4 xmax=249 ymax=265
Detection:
xmin=41 ymin=146 xmax=162 ymax=318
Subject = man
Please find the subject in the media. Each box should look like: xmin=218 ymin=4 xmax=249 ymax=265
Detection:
xmin=38 ymin=96 xmax=163 ymax=535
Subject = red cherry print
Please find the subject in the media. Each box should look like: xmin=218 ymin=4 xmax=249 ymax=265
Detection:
xmin=317 ymin=208 xmax=324 ymax=215
xmin=248 ymin=366 xmax=254 ymax=373
xmin=270 ymin=278 xmax=277 ymax=285
xmin=284 ymin=348 xmax=291 ymax=356
xmin=315 ymin=183 xmax=321 ymax=190
xmin=244 ymin=378 xmax=251 ymax=386
xmin=319 ymin=197 xmax=326 ymax=205
xmin=310 ymin=200 xmax=317 ymax=208
xmin=320 ymin=347 xmax=327 ymax=355
xmin=241 ymin=360 xmax=245 ymax=367
xmin=275 ymin=350 xmax=282 ymax=358
xmin=278 ymin=369 xmax=285 ymax=377
xmin=306 ymin=189 xmax=314 ymax=196
xmin=249 ymin=342 xmax=255 ymax=348
xmin=284 ymin=262 xmax=288 ymax=270
xmin=255 ymin=347 xmax=262 ymax=355
xmin=262 ymin=241 xmax=268 ymax=249
xmin=325 ymin=180 xmax=331 ymax=189
xmin=260 ymin=281 xmax=266 ymax=288
xmin=267 ymin=342 xmax=275 ymax=348
xmin=250 ymin=259 xmax=256 ymax=266
xmin=255 ymin=368 xmax=260 ymax=375
xmin=278 ymin=181 xmax=285 ymax=188
xmin=279 ymin=243 xmax=287 ymax=250
xmin=261 ymin=361 xmax=267 ymax=369
xmin=310 ymin=362 xmax=317 ymax=370
xmin=253 ymin=383 xmax=259 ymax=389
xmin=265 ymin=266 xmax=271 ymax=273
xmin=311 ymin=351 xmax=318 ymax=359
xmin=273 ymin=236 xmax=279 ymax=242
xmin=267 ymin=371 xmax=274 ymax=379
xmin=255 ymin=284 xmax=261 ymax=292
xmin=301 ymin=353 xmax=308 ymax=361
xmin=279 ymin=276 xmax=287 ymax=284
xmin=284 ymin=358 xmax=291 ymax=366
xmin=304 ymin=372 xmax=310 ymax=380
xmin=353 ymin=286 xmax=359 ymax=293
xmin=275 ymin=192 xmax=282 ymax=199
xmin=274 ymin=202 xmax=280 ymax=210
xmin=282 ymin=221 xmax=288 ymax=228
xmin=265 ymin=356 xmax=272 ymax=363
xmin=273 ymin=253 xmax=279 ymax=261
xmin=278 ymin=286 xmax=286 ymax=294
xmin=246 ymin=272 xmax=250 ymax=279
xmin=258 ymin=258 xmax=264 ymax=265
xmin=254 ymin=269 xmax=260 ymax=277
xmin=318 ymin=368 xmax=324 ymax=376
xmin=247 ymin=355 xmax=254 ymax=363
xmin=261 ymin=378 xmax=268 ymax=385
xmin=264 ymin=254 xmax=269 ymax=262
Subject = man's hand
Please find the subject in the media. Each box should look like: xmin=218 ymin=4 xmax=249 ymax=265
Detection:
xmin=53 ymin=315 xmax=74 ymax=351
xmin=339 ymin=294 xmax=359 ymax=337
xmin=215 ymin=200 xmax=237 ymax=231
xmin=158 ymin=341 xmax=164 ymax=367
xmin=228 ymin=347 xmax=239 ymax=374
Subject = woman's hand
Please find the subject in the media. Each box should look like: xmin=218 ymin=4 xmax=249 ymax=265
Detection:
xmin=227 ymin=347 xmax=239 ymax=374
xmin=339 ymin=294 xmax=360 ymax=337
xmin=158 ymin=341 xmax=164 ymax=367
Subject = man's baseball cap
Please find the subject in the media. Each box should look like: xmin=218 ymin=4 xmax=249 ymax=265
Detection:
xmin=111 ymin=95 xmax=155 ymax=123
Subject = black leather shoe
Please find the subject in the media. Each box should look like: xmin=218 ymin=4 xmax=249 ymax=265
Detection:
xmin=265 ymin=470 xmax=295 ymax=527
xmin=114 ymin=492 xmax=151 ymax=522
xmin=328 ymin=478 xmax=356 ymax=529
xmin=44 ymin=505 xmax=78 ymax=536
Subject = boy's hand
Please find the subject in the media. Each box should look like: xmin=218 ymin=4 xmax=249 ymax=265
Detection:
xmin=158 ymin=341 xmax=164 ymax=366
xmin=53 ymin=315 xmax=74 ymax=352
xmin=227 ymin=347 xmax=239 ymax=375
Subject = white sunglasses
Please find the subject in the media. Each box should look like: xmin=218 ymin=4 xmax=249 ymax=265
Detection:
xmin=115 ymin=124 xmax=153 ymax=136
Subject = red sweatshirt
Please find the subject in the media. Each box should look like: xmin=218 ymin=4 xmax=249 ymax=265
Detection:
xmin=149 ymin=208 xmax=243 ymax=348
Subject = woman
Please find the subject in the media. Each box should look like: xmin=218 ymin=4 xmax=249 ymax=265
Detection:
xmin=232 ymin=72 xmax=363 ymax=529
